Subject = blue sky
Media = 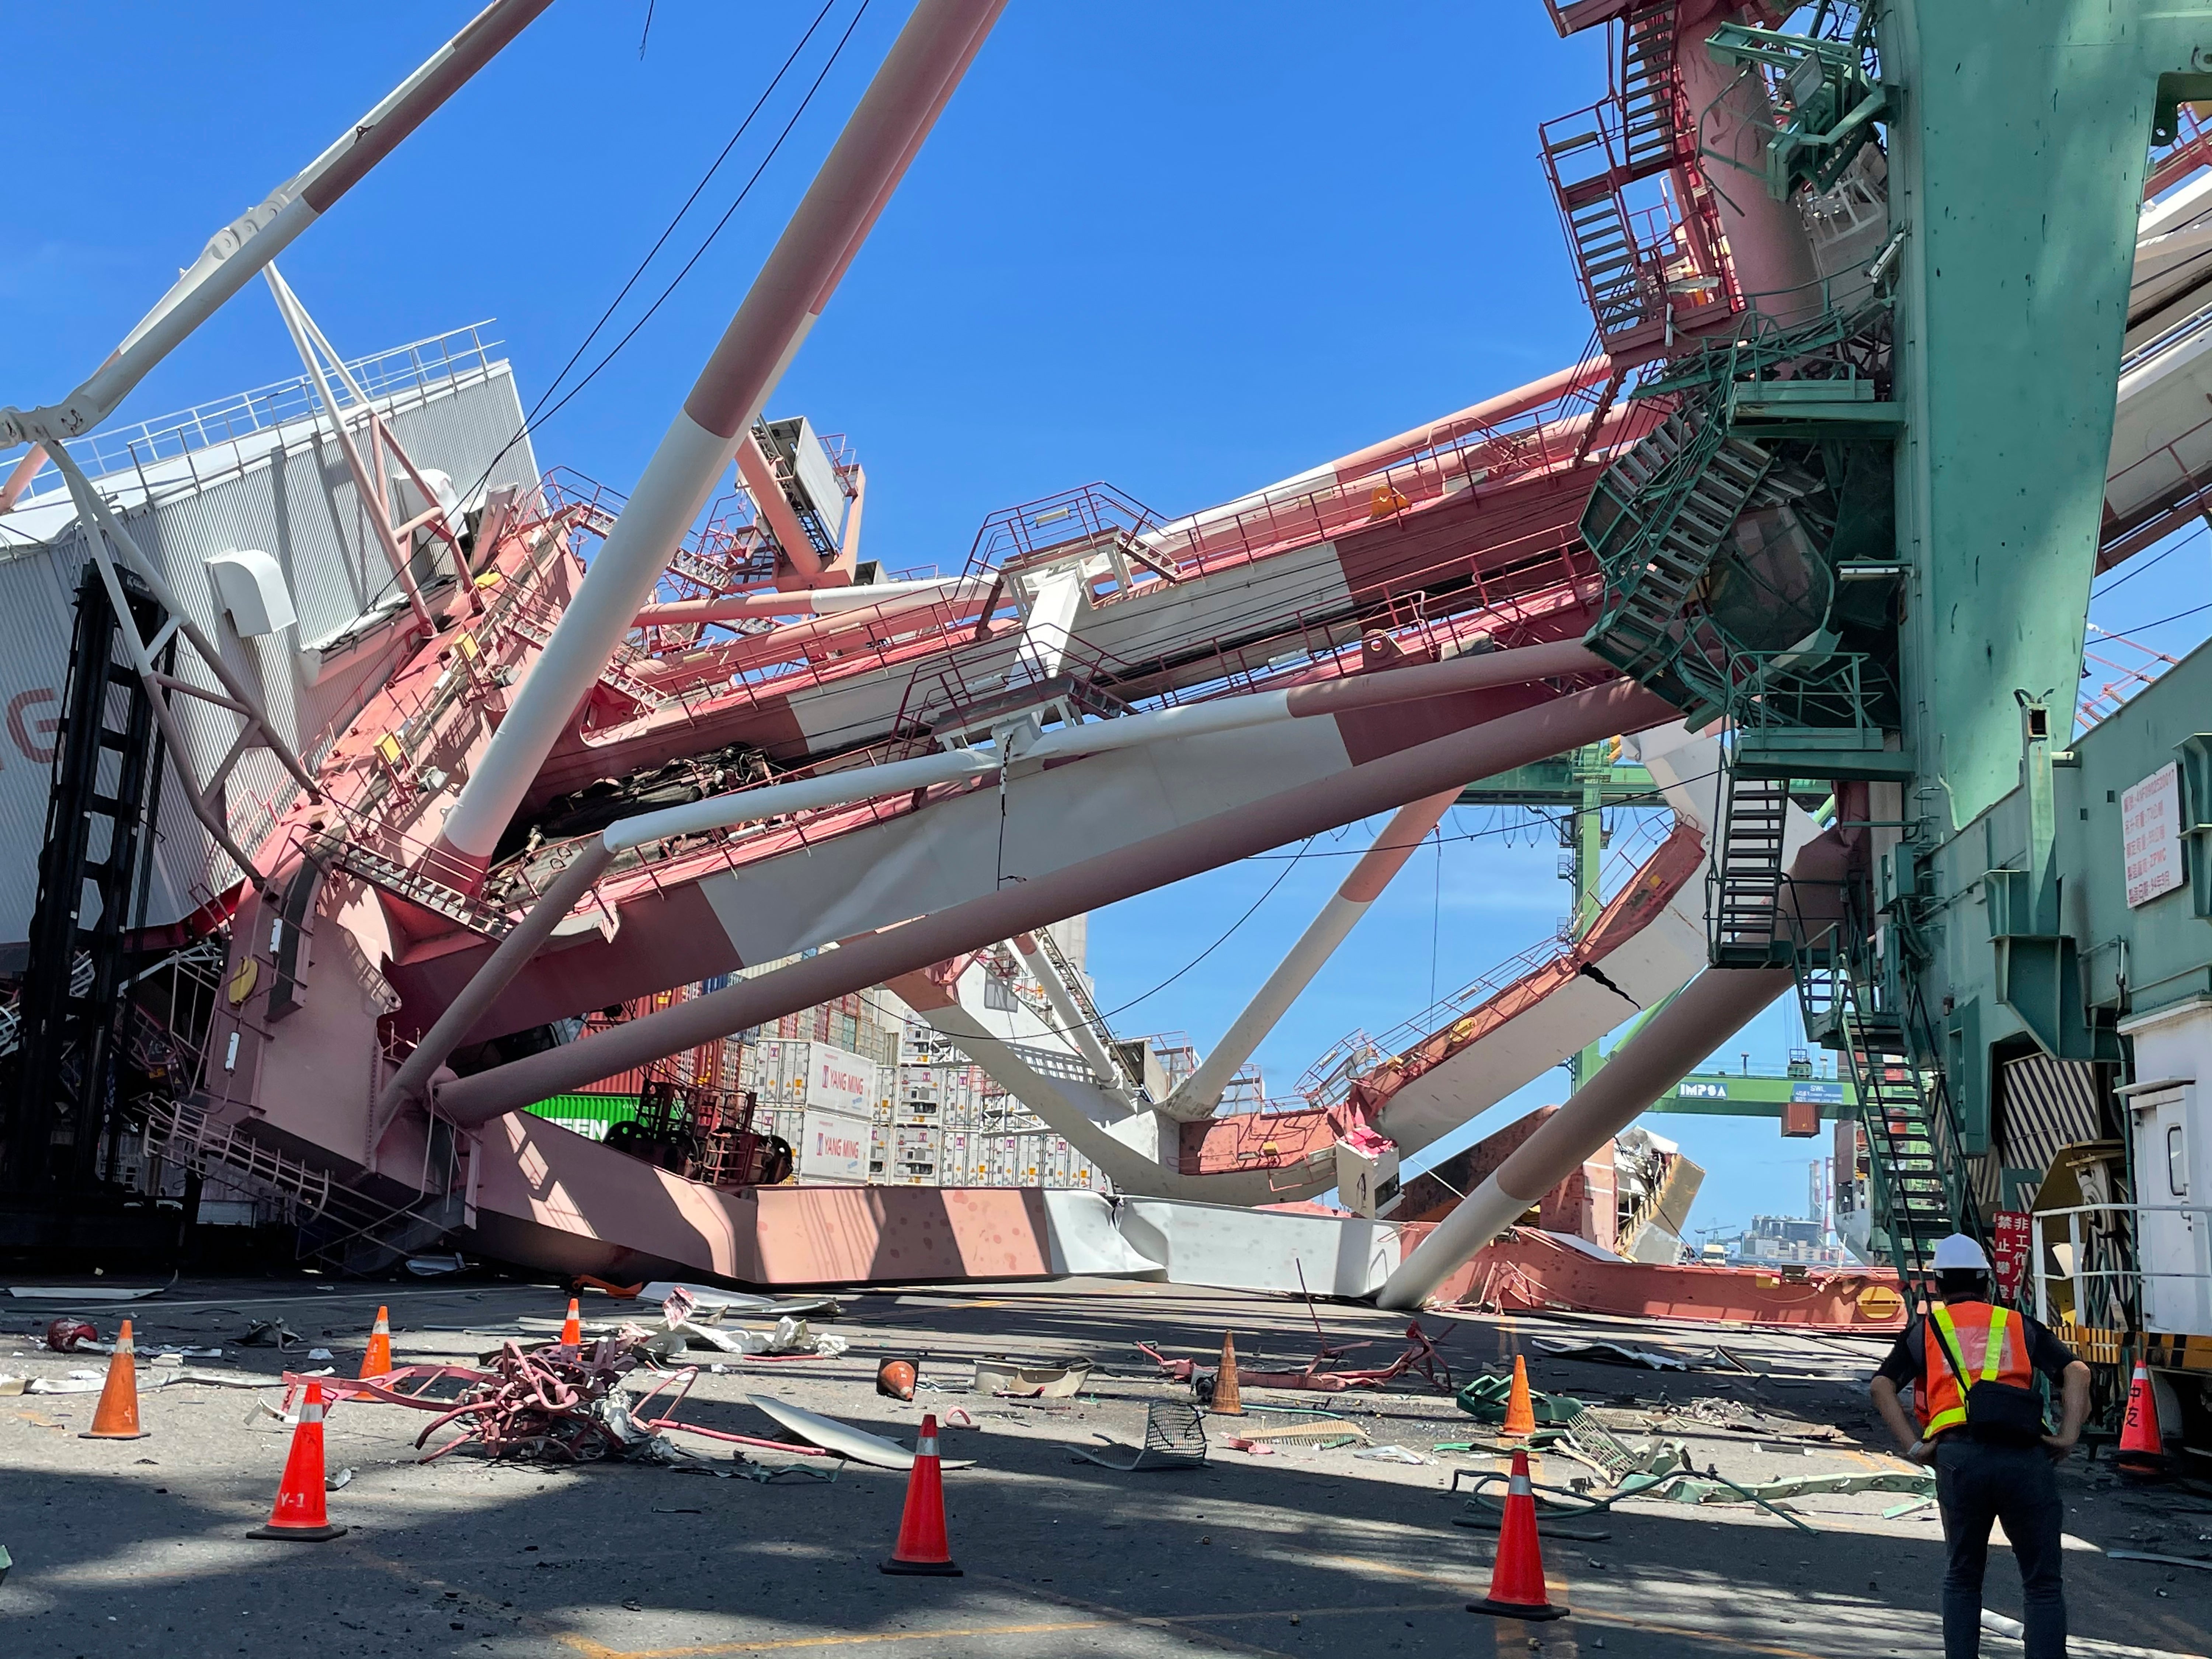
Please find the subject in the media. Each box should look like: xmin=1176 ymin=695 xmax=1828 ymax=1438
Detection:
xmin=9 ymin=3 xmax=2198 ymax=1247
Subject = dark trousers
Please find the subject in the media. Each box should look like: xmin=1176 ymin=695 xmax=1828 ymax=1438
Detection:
xmin=1934 ymin=1436 xmax=2067 ymax=1658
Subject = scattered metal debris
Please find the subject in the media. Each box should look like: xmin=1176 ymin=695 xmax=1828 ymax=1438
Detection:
xmin=1354 ymin=1444 xmax=1428 ymax=1465
xmin=9 ymin=1274 xmax=174 ymax=1301
xmin=1234 ymin=1408 xmax=1367 ymax=1449
xmin=237 ymin=1319 xmax=303 ymax=1352
xmin=1531 ymin=1338 xmax=1694 ymax=1371
xmin=972 ymin=1355 xmax=1092 ymax=1397
xmin=1139 ymin=1320 xmax=1452 ymax=1398
xmin=28 ymin=1372 xmax=127 ymax=1395
xmin=2109 ymin=1549 xmax=2212 ymax=1570
xmin=1457 ymin=1371 xmax=1585 ymax=1426
xmin=661 ymin=1314 xmax=847 ymax=1359
xmin=1074 ymin=1400 xmax=1208 ymax=1472
xmin=642 ymin=1283 xmax=841 ymax=1319
xmin=744 ymin=1393 xmax=973 ymax=1471
xmin=402 ymin=1339 xmax=665 ymax=1463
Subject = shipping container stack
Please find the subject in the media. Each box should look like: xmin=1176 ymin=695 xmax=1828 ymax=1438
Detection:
xmin=735 ymin=988 xmax=902 ymax=1161
xmin=524 ymin=977 xmax=1108 ymax=1194
xmin=882 ymin=1018 xmax=1107 ymax=1192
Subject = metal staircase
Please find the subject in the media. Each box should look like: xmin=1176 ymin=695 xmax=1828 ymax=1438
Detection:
xmin=1542 ymin=126 xmax=1663 ymax=347
xmin=144 ymin=1094 xmax=465 ymax=1273
xmin=1535 ymin=2 xmax=1739 ymax=358
xmin=499 ymin=609 xmax=665 ymax=710
xmin=312 ymin=835 xmax=515 ymax=940
xmin=1580 ymin=401 xmax=1776 ymax=705
xmin=1618 ymin=4 xmax=1678 ymax=174
xmin=1030 ymin=924 xmax=1147 ymax=1099
xmin=1708 ymin=770 xmax=1791 ymax=966
xmin=142 ymin=1096 xmax=339 ymax=1220
xmin=1795 ymin=889 xmax=1983 ymax=1286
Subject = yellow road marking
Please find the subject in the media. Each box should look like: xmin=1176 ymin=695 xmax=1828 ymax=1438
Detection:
xmin=557 ymin=1621 xmax=1109 ymax=1658
xmin=567 ymin=1598 xmax=1466 ymax=1659
xmin=1314 ymin=1553 xmax=1843 ymax=1659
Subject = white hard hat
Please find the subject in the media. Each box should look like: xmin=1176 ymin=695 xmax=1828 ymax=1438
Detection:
xmin=1931 ymin=1234 xmax=1990 ymax=1272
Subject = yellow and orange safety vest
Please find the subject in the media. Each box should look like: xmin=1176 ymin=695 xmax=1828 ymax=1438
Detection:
xmin=1918 ymin=1300 xmax=2032 ymax=1437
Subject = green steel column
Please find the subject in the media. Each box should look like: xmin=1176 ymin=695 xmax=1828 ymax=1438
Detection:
xmin=1885 ymin=0 xmax=2212 ymax=830
xmin=1568 ymin=743 xmax=1609 ymax=1090
xmin=2020 ymin=696 xmax=2060 ymax=935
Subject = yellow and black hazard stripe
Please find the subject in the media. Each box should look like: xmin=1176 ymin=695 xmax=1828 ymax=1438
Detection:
xmin=2058 ymin=1325 xmax=2212 ymax=1371
xmin=2053 ymin=1321 xmax=2126 ymax=1366
xmin=2142 ymin=1332 xmax=2212 ymax=1373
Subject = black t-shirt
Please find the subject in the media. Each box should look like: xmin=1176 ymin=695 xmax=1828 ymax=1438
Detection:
xmin=1875 ymin=1306 xmax=2078 ymax=1397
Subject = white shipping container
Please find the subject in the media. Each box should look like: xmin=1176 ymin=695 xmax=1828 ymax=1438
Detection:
xmin=894 ymin=1126 xmax=940 ymax=1180
xmin=754 ymin=1040 xmax=880 ymax=1116
xmin=798 ymin=1107 xmax=871 ymax=1183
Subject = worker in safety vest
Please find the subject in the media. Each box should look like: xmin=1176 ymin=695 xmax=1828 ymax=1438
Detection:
xmin=1869 ymin=1234 xmax=2091 ymax=1659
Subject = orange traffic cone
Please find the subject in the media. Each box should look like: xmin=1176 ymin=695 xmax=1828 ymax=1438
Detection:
xmin=359 ymin=1306 xmax=392 ymax=1380
xmin=2118 ymin=1361 xmax=2168 ymax=1477
xmin=1467 ymin=1448 xmax=1566 ymax=1621
xmin=80 ymin=1319 xmax=149 ymax=1441
xmin=1500 ymin=1354 xmax=1536 ymax=1439
xmin=559 ymin=1297 xmax=582 ymax=1347
xmin=1213 ymin=1333 xmax=1244 ymax=1416
xmin=248 ymin=1381 xmax=347 ymax=1542
xmin=880 ymin=1412 xmax=961 ymax=1576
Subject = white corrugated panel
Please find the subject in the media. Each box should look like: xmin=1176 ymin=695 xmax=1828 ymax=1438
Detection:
xmin=0 ymin=358 xmax=535 ymax=940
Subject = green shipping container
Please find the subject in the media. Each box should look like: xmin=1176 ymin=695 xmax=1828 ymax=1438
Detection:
xmin=526 ymin=1093 xmax=639 ymax=1142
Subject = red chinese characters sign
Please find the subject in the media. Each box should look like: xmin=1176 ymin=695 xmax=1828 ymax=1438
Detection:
xmin=1992 ymin=1210 xmax=2033 ymax=1302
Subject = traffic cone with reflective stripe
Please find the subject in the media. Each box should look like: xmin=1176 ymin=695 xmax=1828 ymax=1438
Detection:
xmin=559 ymin=1297 xmax=582 ymax=1347
xmin=880 ymin=1412 xmax=961 ymax=1576
xmin=1213 ymin=1333 xmax=1243 ymax=1416
xmin=1467 ymin=1448 xmax=1566 ymax=1621
xmin=80 ymin=1319 xmax=149 ymax=1440
xmin=358 ymin=1306 xmax=392 ymax=1380
xmin=2118 ymin=1361 xmax=2168 ymax=1477
xmin=247 ymin=1381 xmax=347 ymax=1541
xmin=1500 ymin=1354 xmax=1535 ymax=1439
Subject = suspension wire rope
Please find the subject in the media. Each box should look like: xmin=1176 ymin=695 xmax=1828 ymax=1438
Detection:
xmin=964 ymin=765 xmax=1715 ymax=1057
xmin=365 ymin=0 xmax=864 ymax=617
xmin=2091 ymin=517 xmax=2204 ymax=602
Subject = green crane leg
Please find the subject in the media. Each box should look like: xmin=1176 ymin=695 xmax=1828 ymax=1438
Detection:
xmin=1885 ymin=0 xmax=2212 ymax=828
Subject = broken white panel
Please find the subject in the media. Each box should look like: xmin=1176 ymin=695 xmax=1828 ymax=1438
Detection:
xmin=1040 ymin=1189 xmax=1165 ymax=1278
xmin=391 ymin=464 xmax=462 ymax=542
xmin=1334 ymin=1127 xmax=1402 ymax=1219
xmin=1113 ymin=1196 xmax=1404 ymax=1298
